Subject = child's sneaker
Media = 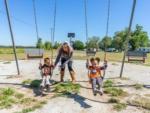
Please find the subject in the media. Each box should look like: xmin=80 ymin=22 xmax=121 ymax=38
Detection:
xmin=99 ymin=89 xmax=103 ymax=96
xmin=40 ymin=86 xmax=44 ymax=95
xmin=93 ymin=90 xmax=97 ymax=96
xmin=46 ymin=85 xmax=50 ymax=92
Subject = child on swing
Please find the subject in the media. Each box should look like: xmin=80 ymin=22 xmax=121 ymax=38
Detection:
xmin=39 ymin=57 xmax=54 ymax=94
xmin=86 ymin=57 xmax=107 ymax=96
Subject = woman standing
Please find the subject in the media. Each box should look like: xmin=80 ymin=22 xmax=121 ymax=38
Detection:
xmin=54 ymin=42 xmax=76 ymax=82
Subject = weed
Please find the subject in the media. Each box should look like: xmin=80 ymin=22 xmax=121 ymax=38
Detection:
xmin=20 ymin=98 xmax=37 ymax=105
xmin=134 ymin=83 xmax=143 ymax=90
xmin=113 ymin=103 xmax=127 ymax=111
xmin=108 ymin=97 xmax=120 ymax=103
xmin=54 ymin=82 xmax=81 ymax=94
xmin=3 ymin=61 xmax=11 ymax=64
xmin=22 ymin=79 xmax=32 ymax=85
xmin=0 ymin=96 xmax=15 ymax=108
xmin=127 ymin=95 xmax=150 ymax=110
xmin=2 ymin=88 xmax=15 ymax=96
xmin=104 ymin=87 xmax=127 ymax=97
xmin=14 ymin=93 xmax=24 ymax=99
xmin=103 ymin=80 xmax=114 ymax=87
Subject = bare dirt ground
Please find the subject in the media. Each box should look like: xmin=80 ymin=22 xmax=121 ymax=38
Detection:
xmin=0 ymin=60 xmax=150 ymax=113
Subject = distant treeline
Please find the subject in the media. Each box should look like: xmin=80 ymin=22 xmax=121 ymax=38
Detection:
xmin=0 ymin=45 xmax=36 ymax=48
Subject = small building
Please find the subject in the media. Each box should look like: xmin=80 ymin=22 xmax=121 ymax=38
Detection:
xmin=137 ymin=47 xmax=150 ymax=53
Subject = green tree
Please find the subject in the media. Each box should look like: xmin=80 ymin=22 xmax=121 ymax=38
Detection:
xmin=99 ymin=36 xmax=112 ymax=50
xmin=73 ymin=40 xmax=84 ymax=50
xmin=86 ymin=36 xmax=100 ymax=50
xmin=148 ymin=40 xmax=150 ymax=47
xmin=53 ymin=41 xmax=61 ymax=49
xmin=44 ymin=41 xmax=52 ymax=50
xmin=36 ymin=38 xmax=43 ymax=48
xmin=112 ymin=29 xmax=128 ymax=51
xmin=129 ymin=25 xmax=149 ymax=50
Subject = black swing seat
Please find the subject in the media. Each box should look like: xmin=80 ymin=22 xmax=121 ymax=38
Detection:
xmin=25 ymin=48 xmax=44 ymax=59
xmin=86 ymin=48 xmax=97 ymax=56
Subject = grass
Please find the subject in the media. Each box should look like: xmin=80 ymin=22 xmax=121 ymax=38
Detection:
xmin=54 ymin=82 xmax=81 ymax=96
xmin=22 ymin=79 xmax=33 ymax=85
xmin=0 ymin=87 xmax=46 ymax=113
xmin=22 ymin=79 xmax=41 ymax=88
xmin=0 ymin=48 xmax=150 ymax=64
xmin=1 ymin=88 xmax=15 ymax=96
xmin=20 ymin=98 xmax=37 ymax=105
xmin=3 ymin=61 xmax=11 ymax=64
xmin=15 ymin=100 xmax=47 ymax=113
xmin=113 ymin=103 xmax=127 ymax=111
xmin=134 ymin=83 xmax=143 ymax=90
xmin=0 ymin=48 xmax=24 ymax=54
xmin=108 ymin=97 xmax=120 ymax=103
xmin=127 ymin=95 xmax=150 ymax=110
xmin=111 ymin=63 xmax=118 ymax=65
xmin=103 ymin=80 xmax=114 ymax=87
xmin=104 ymin=87 xmax=127 ymax=97
xmin=14 ymin=93 xmax=24 ymax=99
xmin=0 ymin=88 xmax=16 ymax=109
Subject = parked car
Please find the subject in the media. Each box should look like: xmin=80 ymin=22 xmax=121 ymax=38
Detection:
xmin=106 ymin=48 xmax=116 ymax=52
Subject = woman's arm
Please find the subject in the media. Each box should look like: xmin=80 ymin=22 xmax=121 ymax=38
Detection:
xmin=54 ymin=49 xmax=61 ymax=66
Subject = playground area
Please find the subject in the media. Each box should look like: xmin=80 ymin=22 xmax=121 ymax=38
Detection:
xmin=1 ymin=0 xmax=150 ymax=112
xmin=0 ymin=59 xmax=150 ymax=113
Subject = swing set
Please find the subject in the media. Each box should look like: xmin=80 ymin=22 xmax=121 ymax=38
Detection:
xmin=4 ymin=0 xmax=137 ymax=79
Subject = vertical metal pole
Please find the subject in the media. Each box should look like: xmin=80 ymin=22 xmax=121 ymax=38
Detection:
xmin=105 ymin=0 xmax=110 ymax=37
xmin=120 ymin=0 xmax=136 ymax=78
xmin=52 ymin=0 xmax=57 ymax=44
xmin=32 ymin=0 xmax=39 ymax=41
xmin=84 ymin=0 xmax=88 ymax=42
xmin=4 ymin=0 xmax=20 ymax=75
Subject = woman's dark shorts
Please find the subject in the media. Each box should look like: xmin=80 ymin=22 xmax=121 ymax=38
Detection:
xmin=61 ymin=58 xmax=73 ymax=72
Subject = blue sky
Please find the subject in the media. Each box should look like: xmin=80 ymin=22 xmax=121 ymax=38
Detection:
xmin=0 ymin=0 xmax=150 ymax=46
